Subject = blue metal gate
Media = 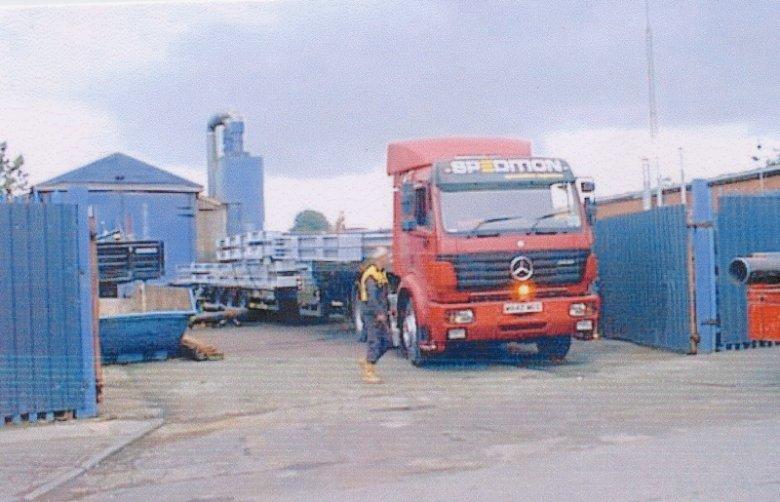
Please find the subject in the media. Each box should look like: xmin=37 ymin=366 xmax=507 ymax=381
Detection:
xmin=595 ymin=205 xmax=692 ymax=352
xmin=597 ymin=182 xmax=780 ymax=353
xmin=0 ymin=198 xmax=97 ymax=424
xmin=715 ymin=192 xmax=780 ymax=348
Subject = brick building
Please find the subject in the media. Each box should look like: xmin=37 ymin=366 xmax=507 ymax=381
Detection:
xmin=596 ymin=163 xmax=780 ymax=219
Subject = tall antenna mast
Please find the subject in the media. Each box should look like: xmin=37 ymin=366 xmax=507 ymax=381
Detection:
xmin=645 ymin=0 xmax=662 ymax=206
xmin=678 ymin=147 xmax=687 ymax=206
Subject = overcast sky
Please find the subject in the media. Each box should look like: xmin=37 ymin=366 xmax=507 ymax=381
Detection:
xmin=1 ymin=0 xmax=778 ymax=229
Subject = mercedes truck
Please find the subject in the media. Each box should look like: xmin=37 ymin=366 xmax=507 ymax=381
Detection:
xmin=387 ymin=138 xmax=599 ymax=364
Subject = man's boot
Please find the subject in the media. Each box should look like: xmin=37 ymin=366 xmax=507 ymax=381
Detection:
xmin=359 ymin=359 xmax=381 ymax=384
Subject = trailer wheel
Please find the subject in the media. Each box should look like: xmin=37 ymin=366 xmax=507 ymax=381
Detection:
xmin=277 ymin=299 xmax=301 ymax=325
xmin=237 ymin=290 xmax=249 ymax=309
xmin=352 ymin=288 xmax=367 ymax=342
xmin=400 ymin=299 xmax=425 ymax=366
xmin=536 ymin=336 xmax=572 ymax=360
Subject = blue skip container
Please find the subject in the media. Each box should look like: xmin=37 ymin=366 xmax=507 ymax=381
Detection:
xmin=99 ymin=284 xmax=195 ymax=364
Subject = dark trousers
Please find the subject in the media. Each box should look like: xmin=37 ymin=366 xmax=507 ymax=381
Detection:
xmin=366 ymin=314 xmax=391 ymax=363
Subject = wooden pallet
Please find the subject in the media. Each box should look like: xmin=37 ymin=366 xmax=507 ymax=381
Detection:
xmin=180 ymin=335 xmax=224 ymax=361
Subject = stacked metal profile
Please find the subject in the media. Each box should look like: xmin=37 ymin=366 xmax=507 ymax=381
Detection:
xmin=176 ymin=229 xmax=391 ymax=290
xmin=215 ymin=230 xmax=391 ymax=263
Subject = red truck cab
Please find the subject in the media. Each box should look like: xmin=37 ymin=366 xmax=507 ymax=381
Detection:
xmin=388 ymin=138 xmax=599 ymax=365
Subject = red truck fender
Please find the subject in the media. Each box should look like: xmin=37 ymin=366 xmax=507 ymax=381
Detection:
xmin=395 ymin=273 xmax=431 ymax=329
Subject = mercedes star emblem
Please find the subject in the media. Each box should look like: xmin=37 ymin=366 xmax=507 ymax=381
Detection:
xmin=510 ymin=256 xmax=533 ymax=281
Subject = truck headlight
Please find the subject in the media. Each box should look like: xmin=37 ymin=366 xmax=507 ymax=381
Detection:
xmin=569 ymin=303 xmax=587 ymax=317
xmin=447 ymin=309 xmax=474 ymax=324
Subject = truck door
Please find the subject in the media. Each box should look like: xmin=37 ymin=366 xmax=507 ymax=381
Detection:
xmin=409 ymin=184 xmax=435 ymax=281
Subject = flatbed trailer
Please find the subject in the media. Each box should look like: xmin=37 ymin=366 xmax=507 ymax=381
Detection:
xmin=173 ymin=229 xmax=393 ymax=323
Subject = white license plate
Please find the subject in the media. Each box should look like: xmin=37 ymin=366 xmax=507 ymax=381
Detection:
xmin=503 ymin=301 xmax=543 ymax=315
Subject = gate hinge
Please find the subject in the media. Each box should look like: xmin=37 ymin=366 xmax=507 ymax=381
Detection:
xmin=687 ymin=221 xmax=713 ymax=229
xmin=700 ymin=318 xmax=720 ymax=326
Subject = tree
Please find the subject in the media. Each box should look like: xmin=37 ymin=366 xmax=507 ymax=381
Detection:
xmin=290 ymin=209 xmax=331 ymax=233
xmin=0 ymin=142 xmax=28 ymax=198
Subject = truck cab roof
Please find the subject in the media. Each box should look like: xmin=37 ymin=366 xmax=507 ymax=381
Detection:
xmin=387 ymin=137 xmax=533 ymax=175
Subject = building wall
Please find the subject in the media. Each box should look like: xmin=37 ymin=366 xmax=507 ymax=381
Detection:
xmin=709 ymin=176 xmax=780 ymax=210
xmin=196 ymin=196 xmax=227 ymax=262
xmin=597 ymin=174 xmax=780 ymax=219
xmin=41 ymin=190 xmax=197 ymax=282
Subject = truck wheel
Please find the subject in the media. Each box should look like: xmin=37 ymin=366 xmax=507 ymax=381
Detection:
xmin=352 ymin=289 xmax=367 ymax=342
xmin=400 ymin=300 xmax=425 ymax=367
xmin=536 ymin=336 xmax=572 ymax=360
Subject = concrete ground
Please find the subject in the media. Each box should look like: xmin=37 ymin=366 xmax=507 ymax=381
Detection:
xmin=4 ymin=320 xmax=779 ymax=501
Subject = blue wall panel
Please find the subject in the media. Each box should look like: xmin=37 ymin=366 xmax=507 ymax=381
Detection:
xmin=714 ymin=192 xmax=780 ymax=347
xmin=42 ymin=190 xmax=196 ymax=282
xmin=0 ymin=200 xmax=96 ymax=422
xmin=595 ymin=205 xmax=691 ymax=352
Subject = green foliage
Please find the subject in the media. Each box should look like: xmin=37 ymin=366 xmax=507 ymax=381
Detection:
xmin=290 ymin=209 xmax=331 ymax=233
xmin=0 ymin=142 xmax=27 ymax=198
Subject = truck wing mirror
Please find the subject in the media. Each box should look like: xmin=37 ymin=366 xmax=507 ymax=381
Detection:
xmin=579 ymin=179 xmax=595 ymax=193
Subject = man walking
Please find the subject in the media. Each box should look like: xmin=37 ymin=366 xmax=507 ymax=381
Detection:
xmin=358 ymin=247 xmax=391 ymax=384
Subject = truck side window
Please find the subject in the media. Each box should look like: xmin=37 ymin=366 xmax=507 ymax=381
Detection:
xmin=414 ymin=187 xmax=429 ymax=227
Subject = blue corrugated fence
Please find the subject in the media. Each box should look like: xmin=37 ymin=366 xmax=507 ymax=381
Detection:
xmin=0 ymin=198 xmax=97 ymax=424
xmin=596 ymin=183 xmax=780 ymax=352
xmin=595 ymin=205 xmax=692 ymax=352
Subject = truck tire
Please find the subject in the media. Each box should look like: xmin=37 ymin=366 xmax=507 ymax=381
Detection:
xmin=536 ymin=335 xmax=572 ymax=360
xmin=400 ymin=300 xmax=425 ymax=367
xmin=352 ymin=288 xmax=367 ymax=342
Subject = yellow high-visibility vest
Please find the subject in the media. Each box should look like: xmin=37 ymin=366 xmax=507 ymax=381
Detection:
xmin=358 ymin=264 xmax=388 ymax=302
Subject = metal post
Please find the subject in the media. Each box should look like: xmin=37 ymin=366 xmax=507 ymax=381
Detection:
xmin=642 ymin=157 xmax=652 ymax=210
xmin=65 ymin=187 xmax=98 ymax=417
xmin=645 ymin=0 xmax=662 ymax=208
xmin=678 ymin=147 xmax=687 ymax=206
xmin=689 ymin=179 xmax=718 ymax=353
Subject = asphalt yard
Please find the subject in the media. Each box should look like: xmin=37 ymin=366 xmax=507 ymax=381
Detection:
xmin=5 ymin=320 xmax=777 ymax=501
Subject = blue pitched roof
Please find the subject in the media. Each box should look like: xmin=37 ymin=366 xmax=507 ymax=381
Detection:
xmin=37 ymin=153 xmax=201 ymax=192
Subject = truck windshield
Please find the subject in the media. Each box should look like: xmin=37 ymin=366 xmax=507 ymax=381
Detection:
xmin=439 ymin=182 xmax=581 ymax=235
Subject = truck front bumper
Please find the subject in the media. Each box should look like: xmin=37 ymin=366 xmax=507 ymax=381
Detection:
xmin=419 ymin=294 xmax=600 ymax=353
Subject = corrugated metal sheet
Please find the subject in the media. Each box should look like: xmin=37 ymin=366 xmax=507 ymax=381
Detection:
xmin=595 ymin=205 xmax=691 ymax=352
xmin=715 ymin=192 xmax=780 ymax=347
xmin=38 ymin=190 xmax=197 ymax=283
xmin=0 ymin=201 xmax=97 ymax=423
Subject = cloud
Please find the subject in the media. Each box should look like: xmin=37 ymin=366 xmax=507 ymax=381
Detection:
xmin=0 ymin=95 xmax=122 ymax=184
xmin=0 ymin=2 xmax=278 ymax=97
xmin=264 ymin=165 xmax=392 ymax=231
xmin=541 ymin=124 xmax=778 ymax=197
xmin=1 ymin=0 xmax=778 ymax=235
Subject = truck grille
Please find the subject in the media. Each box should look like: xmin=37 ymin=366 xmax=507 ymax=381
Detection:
xmin=439 ymin=249 xmax=589 ymax=291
